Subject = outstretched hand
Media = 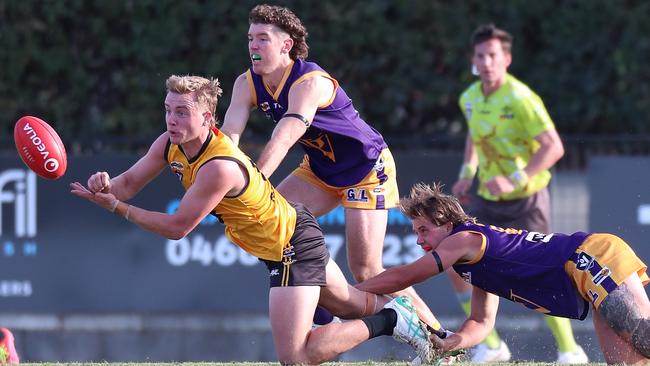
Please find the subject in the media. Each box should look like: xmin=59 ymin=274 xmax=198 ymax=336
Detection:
xmin=70 ymin=182 xmax=118 ymax=212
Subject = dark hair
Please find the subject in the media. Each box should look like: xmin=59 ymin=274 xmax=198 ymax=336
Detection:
xmin=471 ymin=24 xmax=513 ymax=53
xmin=400 ymin=182 xmax=476 ymax=226
xmin=249 ymin=4 xmax=309 ymax=60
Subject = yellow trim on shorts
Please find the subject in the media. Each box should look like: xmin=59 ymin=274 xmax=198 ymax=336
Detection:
xmin=289 ymin=149 xmax=399 ymax=209
xmin=565 ymin=233 xmax=649 ymax=309
xmin=281 ymin=261 xmax=291 ymax=287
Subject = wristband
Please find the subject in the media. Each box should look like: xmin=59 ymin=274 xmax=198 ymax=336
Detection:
xmin=458 ymin=163 xmax=477 ymax=180
xmin=125 ymin=205 xmax=131 ymax=221
xmin=509 ymin=169 xmax=529 ymax=188
xmin=110 ymin=200 xmax=119 ymax=213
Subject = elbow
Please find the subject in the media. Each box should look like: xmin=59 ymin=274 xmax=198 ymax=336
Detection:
xmin=165 ymin=222 xmax=194 ymax=240
xmin=166 ymin=231 xmax=186 ymax=241
xmin=554 ymin=143 xmax=565 ymax=162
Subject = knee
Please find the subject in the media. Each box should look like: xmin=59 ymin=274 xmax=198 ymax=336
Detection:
xmin=350 ymin=263 xmax=384 ymax=282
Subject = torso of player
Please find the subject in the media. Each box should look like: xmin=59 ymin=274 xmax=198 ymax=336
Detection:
xmin=165 ymin=129 xmax=296 ymax=261
xmin=459 ymin=74 xmax=555 ymax=200
xmin=451 ymin=222 xmax=590 ymax=319
xmin=247 ymin=59 xmax=387 ymax=187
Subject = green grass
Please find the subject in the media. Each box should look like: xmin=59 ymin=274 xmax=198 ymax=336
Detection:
xmin=14 ymin=363 xmax=608 ymax=366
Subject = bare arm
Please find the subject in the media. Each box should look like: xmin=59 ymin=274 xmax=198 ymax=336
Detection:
xmin=452 ymin=133 xmax=479 ymax=197
xmin=84 ymin=133 xmax=169 ymax=200
xmin=356 ymin=232 xmax=479 ymax=294
xmin=71 ymin=140 xmax=246 ymax=239
xmin=523 ymin=128 xmax=564 ymax=177
xmin=442 ymin=287 xmax=500 ymax=352
xmin=122 ymin=159 xmax=243 ymax=239
xmin=256 ymin=75 xmax=334 ymax=178
xmin=485 ymin=128 xmax=564 ymax=196
xmin=221 ymin=73 xmax=254 ymax=146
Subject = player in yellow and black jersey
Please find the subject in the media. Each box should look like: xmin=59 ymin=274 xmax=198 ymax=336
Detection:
xmin=71 ymin=75 xmax=438 ymax=364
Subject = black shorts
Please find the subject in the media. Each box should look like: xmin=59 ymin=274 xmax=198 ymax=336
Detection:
xmin=262 ymin=203 xmax=330 ymax=287
xmin=469 ymin=187 xmax=551 ymax=232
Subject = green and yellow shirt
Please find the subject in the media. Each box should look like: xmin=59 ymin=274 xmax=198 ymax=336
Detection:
xmin=459 ymin=74 xmax=555 ymax=201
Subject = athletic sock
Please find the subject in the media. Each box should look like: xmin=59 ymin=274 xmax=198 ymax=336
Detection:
xmin=361 ymin=308 xmax=397 ymax=339
xmin=545 ymin=315 xmax=578 ymax=352
xmin=313 ymin=305 xmax=334 ymax=325
xmin=457 ymin=291 xmax=502 ymax=349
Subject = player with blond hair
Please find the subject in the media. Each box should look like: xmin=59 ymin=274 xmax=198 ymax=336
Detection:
xmin=71 ymin=74 xmax=435 ymax=364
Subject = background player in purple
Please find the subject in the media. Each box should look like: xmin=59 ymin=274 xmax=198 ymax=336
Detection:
xmin=221 ymin=4 xmax=439 ymax=330
xmin=358 ymin=182 xmax=650 ymax=364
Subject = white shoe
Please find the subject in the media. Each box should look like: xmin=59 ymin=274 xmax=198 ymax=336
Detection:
xmin=471 ymin=341 xmax=511 ymax=363
xmin=384 ymin=296 xmax=433 ymax=363
xmin=557 ymin=345 xmax=589 ymax=364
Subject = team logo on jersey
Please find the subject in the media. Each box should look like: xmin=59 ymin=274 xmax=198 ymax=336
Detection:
xmin=592 ymin=267 xmax=611 ymax=286
xmin=374 ymin=157 xmax=385 ymax=172
xmin=500 ymin=106 xmax=514 ymax=120
xmin=260 ymin=102 xmax=270 ymax=112
xmin=269 ymin=269 xmax=280 ymax=277
xmin=464 ymin=102 xmax=473 ymax=120
xmin=170 ymin=161 xmax=184 ymax=181
xmin=461 ymin=272 xmax=472 ymax=284
xmin=282 ymin=245 xmax=296 ymax=265
xmin=346 ymin=188 xmax=369 ymax=203
xmin=299 ymin=133 xmax=335 ymax=162
xmin=576 ymin=252 xmax=594 ymax=271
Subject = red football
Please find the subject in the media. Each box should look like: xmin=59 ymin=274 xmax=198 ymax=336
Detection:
xmin=14 ymin=116 xmax=67 ymax=180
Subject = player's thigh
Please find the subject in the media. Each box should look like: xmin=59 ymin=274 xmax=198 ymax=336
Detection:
xmin=277 ymin=174 xmax=339 ymax=216
xmin=269 ymin=285 xmax=321 ymax=361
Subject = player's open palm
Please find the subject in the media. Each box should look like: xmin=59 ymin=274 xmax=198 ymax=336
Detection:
xmin=70 ymin=182 xmax=118 ymax=212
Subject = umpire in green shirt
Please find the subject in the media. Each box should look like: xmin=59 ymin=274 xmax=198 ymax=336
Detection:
xmin=449 ymin=24 xmax=588 ymax=364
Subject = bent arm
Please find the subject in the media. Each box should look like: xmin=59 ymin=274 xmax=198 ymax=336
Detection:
xmin=120 ymin=160 xmax=240 ymax=239
xmin=256 ymin=75 xmax=334 ymax=178
xmin=108 ymin=133 xmax=169 ymax=201
xmin=443 ymin=288 xmax=499 ymax=352
xmin=221 ymin=73 xmax=254 ymax=146
xmin=523 ymin=128 xmax=564 ymax=177
xmin=357 ymin=233 xmax=475 ymax=294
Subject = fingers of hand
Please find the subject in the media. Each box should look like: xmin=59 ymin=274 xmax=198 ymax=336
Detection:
xmin=88 ymin=172 xmax=110 ymax=193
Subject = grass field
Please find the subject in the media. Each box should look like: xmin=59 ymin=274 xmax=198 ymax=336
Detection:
xmin=13 ymin=363 xmax=608 ymax=366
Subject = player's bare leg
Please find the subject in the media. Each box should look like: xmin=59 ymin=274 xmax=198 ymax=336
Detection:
xmin=594 ymin=272 xmax=650 ymax=363
xmin=345 ymin=208 xmax=442 ymax=330
xmin=270 ymin=286 xmax=373 ymax=364
xmin=268 ymin=259 xmax=404 ymax=365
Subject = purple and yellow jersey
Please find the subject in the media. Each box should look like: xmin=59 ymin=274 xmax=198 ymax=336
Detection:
xmin=165 ymin=129 xmax=296 ymax=262
xmin=451 ymin=222 xmax=590 ymax=319
xmin=247 ymin=59 xmax=387 ymax=187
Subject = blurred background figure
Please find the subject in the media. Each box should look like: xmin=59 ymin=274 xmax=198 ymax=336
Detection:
xmin=450 ymin=24 xmax=587 ymax=363
xmin=0 ymin=328 xmax=19 ymax=364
